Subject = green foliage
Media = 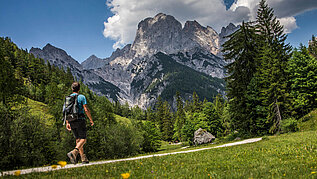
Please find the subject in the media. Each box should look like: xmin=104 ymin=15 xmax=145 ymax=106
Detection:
xmin=0 ymin=104 xmax=59 ymax=170
xmin=287 ymin=48 xmax=317 ymax=118
xmin=222 ymin=0 xmax=294 ymax=135
xmin=180 ymin=118 xmax=195 ymax=144
xmin=149 ymin=52 xmax=225 ymax=103
xmin=86 ymin=120 xmax=142 ymax=160
xmin=308 ymin=35 xmax=317 ymax=58
xmin=0 ymin=37 xmax=24 ymax=105
xmin=173 ymin=91 xmax=186 ymax=141
xmin=222 ymin=21 xmax=259 ymax=134
xmin=281 ymin=117 xmax=298 ymax=133
xmin=160 ymin=101 xmax=174 ymax=141
xmin=297 ymin=109 xmax=317 ymax=132
xmin=139 ymin=121 xmax=162 ymax=152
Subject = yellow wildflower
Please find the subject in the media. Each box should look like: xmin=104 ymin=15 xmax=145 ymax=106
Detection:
xmin=121 ymin=172 xmax=130 ymax=179
xmin=106 ymin=169 xmax=109 ymax=173
xmin=51 ymin=165 xmax=58 ymax=169
xmin=14 ymin=170 xmax=21 ymax=176
xmin=58 ymin=161 xmax=67 ymax=168
xmin=312 ymin=172 xmax=316 ymax=174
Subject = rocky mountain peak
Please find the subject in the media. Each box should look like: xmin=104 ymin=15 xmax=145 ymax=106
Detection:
xmin=183 ymin=20 xmax=203 ymax=31
xmin=30 ymin=43 xmax=82 ymax=72
xmin=88 ymin=54 xmax=97 ymax=59
xmin=219 ymin=23 xmax=240 ymax=45
xmin=131 ymin=13 xmax=182 ymax=56
xmin=129 ymin=13 xmax=222 ymax=58
xmin=82 ymin=55 xmax=107 ymax=70
xmin=181 ymin=20 xmax=220 ymax=55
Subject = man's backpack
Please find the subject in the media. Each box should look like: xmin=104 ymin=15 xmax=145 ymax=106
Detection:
xmin=62 ymin=94 xmax=79 ymax=125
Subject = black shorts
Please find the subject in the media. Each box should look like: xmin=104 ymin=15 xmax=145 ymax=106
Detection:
xmin=69 ymin=119 xmax=87 ymax=139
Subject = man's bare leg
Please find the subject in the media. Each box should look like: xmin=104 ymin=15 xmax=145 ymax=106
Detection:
xmin=76 ymin=139 xmax=86 ymax=156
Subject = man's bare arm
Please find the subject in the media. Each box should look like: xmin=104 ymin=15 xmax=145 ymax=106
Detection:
xmin=83 ymin=104 xmax=94 ymax=126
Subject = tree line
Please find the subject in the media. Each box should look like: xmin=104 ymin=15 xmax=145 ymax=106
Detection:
xmin=113 ymin=92 xmax=228 ymax=144
xmin=222 ymin=0 xmax=317 ymax=135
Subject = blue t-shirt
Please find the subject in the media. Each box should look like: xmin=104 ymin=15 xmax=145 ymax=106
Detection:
xmin=70 ymin=93 xmax=87 ymax=114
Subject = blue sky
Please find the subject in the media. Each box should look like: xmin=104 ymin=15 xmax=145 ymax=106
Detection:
xmin=0 ymin=0 xmax=316 ymax=63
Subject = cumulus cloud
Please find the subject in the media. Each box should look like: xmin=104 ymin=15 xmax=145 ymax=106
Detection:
xmin=103 ymin=0 xmax=317 ymax=49
xmin=278 ymin=17 xmax=298 ymax=34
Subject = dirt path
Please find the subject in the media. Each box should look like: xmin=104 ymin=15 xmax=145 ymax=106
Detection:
xmin=1 ymin=137 xmax=262 ymax=176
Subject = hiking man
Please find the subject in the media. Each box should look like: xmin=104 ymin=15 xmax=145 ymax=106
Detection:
xmin=66 ymin=82 xmax=94 ymax=164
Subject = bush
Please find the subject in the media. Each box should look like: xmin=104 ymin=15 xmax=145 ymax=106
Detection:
xmin=181 ymin=120 xmax=195 ymax=145
xmin=281 ymin=118 xmax=298 ymax=133
xmin=140 ymin=121 xmax=161 ymax=152
xmin=0 ymin=105 xmax=59 ymax=170
xmin=86 ymin=120 xmax=142 ymax=160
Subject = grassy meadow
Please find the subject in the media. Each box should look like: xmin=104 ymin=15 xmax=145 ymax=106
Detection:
xmin=4 ymin=129 xmax=317 ymax=178
xmin=5 ymin=99 xmax=317 ymax=178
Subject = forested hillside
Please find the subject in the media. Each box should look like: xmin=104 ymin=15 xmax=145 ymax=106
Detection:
xmin=0 ymin=37 xmax=158 ymax=171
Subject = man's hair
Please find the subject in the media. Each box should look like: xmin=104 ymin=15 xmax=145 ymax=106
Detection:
xmin=71 ymin=82 xmax=80 ymax=92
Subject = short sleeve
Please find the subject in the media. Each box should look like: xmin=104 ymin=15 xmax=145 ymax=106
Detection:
xmin=79 ymin=95 xmax=87 ymax=106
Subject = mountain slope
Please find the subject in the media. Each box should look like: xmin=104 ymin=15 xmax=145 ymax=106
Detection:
xmin=30 ymin=13 xmax=239 ymax=108
xmin=130 ymin=52 xmax=225 ymax=107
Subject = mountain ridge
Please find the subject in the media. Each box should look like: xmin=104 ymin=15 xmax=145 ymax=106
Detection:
xmin=30 ymin=13 xmax=239 ymax=109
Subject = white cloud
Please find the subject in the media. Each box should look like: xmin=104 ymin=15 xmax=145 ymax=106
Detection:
xmin=103 ymin=0 xmax=316 ymax=49
xmin=278 ymin=17 xmax=298 ymax=34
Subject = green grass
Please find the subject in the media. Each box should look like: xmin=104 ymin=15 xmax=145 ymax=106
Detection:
xmin=26 ymin=98 xmax=53 ymax=118
xmin=298 ymin=109 xmax=317 ymax=131
xmin=114 ymin=114 xmax=132 ymax=125
xmin=5 ymin=130 xmax=317 ymax=178
xmin=13 ymin=98 xmax=55 ymax=126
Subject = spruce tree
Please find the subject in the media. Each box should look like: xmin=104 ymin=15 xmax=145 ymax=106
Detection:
xmin=173 ymin=91 xmax=186 ymax=141
xmin=308 ymin=35 xmax=317 ymax=58
xmin=255 ymin=0 xmax=292 ymax=133
xmin=222 ymin=21 xmax=258 ymax=133
xmin=155 ymin=96 xmax=164 ymax=131
xmin=287 ymin=48 xmax=317 ymax=118
xmin=161 ymin=101 xmax=173 ymax=141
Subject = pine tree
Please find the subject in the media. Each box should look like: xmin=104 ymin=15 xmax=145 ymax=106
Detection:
xmin=0 ymin=37 xmax=22 ymax=105
xmin=155 ymin=96 xmax=164 ymax=131
xmin=308 ymin=35 xmax=317 ymax=58
xmin=161 ymin=101 xmax=173 ymax=141
xmin=255 ymin=0 xmax=292 ymax=133
xmin=287 ymin=48 xmax=317 ymax=118
xmin=145 ymin=106 xmax=155 ymax=122
xmin=173 ymin=91 xmax=186 ymax=141
xmin=222 ymin=21 xmax=258 ymax=133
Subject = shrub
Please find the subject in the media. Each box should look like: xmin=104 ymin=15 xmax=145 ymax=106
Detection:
xmin=86 ymin=120 xmax=142 ymax=160
xmin=0 ymin=105 xmax=59 ymax=170
xmin=281 ymin=117 xmax=298 ymax=133
xmin=140 ymin=121 xmax=161 ymax=152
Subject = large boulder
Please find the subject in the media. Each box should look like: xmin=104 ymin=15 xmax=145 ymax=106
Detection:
xmin=193 ymin=128 xmax=215 ymax=145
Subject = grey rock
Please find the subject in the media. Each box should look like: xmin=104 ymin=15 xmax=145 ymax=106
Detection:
xmin=81 ymin=55 xmax=108 ymax=70
xmin=193 ymin=128 xmax=215 ymax=145
xmin=219 ymin=23 xmax=240 ymax=45
xmin=30 ymin=43 xmax=83 ymax=80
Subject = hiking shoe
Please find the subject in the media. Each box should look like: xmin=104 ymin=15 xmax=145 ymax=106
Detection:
xmin=81 ymin=154 xmax=89 ymax=164
xmin=67 ymin=149 xmax=79 ymax=164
